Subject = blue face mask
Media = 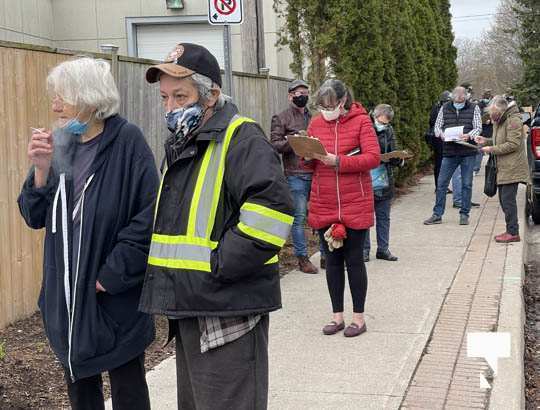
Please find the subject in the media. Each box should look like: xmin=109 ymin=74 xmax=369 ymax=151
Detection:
xmin=453 ymin=102 xmax=465 ymax=110
xmin=61 ymin=117 xmax=89 ymax=135
xmin=165 ymin=104 xmax=204 ymax=137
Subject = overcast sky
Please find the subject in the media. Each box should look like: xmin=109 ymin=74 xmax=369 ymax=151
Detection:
xmin=450 ymin=0 xmax=502 ymax=40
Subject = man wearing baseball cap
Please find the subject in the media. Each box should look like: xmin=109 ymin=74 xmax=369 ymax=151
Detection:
xmin=271 ymin=79 xmax=321 ymax=273
xmin=139 ymin=43 xmax=293 ymax=409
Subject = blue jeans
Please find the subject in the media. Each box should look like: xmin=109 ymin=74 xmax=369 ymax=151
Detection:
xmin=452 ymin=167 xmax=462 ymax=205
xmin=364 ymin=198 xmax=392 ymax=254
xmin=433 ymin=156 xmax=475 ymax=217
xmin=287 ymin=175 xmax=312 ymax=257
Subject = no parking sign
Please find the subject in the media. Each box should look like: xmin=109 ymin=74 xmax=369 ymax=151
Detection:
xmin=208 ymin=0 xmax=243 ymax=25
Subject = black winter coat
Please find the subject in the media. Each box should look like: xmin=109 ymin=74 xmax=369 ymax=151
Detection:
xmin=373 ymin=124 xmax=401 ymax=201
xmin=18 ymin=115 xmax=159 ymax=381
xmin=426 ymin=102 xmax=444 ymax=153
xmin=139 ymin=102 xmax=293 ymax=317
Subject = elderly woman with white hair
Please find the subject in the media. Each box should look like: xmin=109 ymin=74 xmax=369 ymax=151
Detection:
xmin=18 ymin=57 xmax=159 ymax=409
xmin=475 ymin=96 xmax=528 ymax=243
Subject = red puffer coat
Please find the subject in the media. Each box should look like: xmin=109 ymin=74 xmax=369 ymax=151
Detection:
xmin=307 ymin=102 xmax=381 ymax=230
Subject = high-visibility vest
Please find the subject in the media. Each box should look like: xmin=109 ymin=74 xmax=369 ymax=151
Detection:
xmin=148 ymin=115 xmax=293 ymax=272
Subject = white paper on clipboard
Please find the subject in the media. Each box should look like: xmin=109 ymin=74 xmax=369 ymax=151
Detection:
xmin=443 ymin=126 xmax=464 ymax=142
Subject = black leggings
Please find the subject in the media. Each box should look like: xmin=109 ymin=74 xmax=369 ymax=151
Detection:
xmin=319 ymin=227 xmax=368 ymax=313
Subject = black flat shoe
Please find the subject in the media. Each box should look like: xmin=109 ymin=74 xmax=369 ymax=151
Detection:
xmin=376 ymin=251 xmax=398 ymax=261
xmin=363 ymin=253 xmax=370 ymax=262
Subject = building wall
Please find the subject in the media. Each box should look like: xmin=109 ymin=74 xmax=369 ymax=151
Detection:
xmin=261 ymin=0 xmax=294 ymax=79
xmin=0 ymin=0 xmax=54 ymax=47
xmin=0 ymin=0 xmax=294 ymax=78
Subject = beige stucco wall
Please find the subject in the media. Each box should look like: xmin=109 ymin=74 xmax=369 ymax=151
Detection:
xmin=0 ymin=0 xmax=54 ymax=47
xmin=262 ymin=0 xmax=294 ymax=79
xmin=2 ymin=0 xmax=293 ymax=78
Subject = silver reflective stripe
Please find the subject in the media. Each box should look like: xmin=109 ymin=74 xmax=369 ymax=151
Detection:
xmin=193 ymin=143 xmax=222 ymax=237
xmin=193 ymin=113 xmax=241 ymax=238
xmin=149 ymin=242 xmax=212 ymax=262
xmin=239 ymin=209 xmax=291 ymax=240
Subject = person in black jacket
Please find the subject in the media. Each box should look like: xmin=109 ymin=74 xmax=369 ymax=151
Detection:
xmin=474 ymin=90 xmax=494 ymax=174
xmin=139 ymin=43 xmax=293 ymax=410
xmin=426 ymin=91 xmax=451 ymax=190
xmin=364 ymin=104 xmax=402 ymax=262
xmin=424 ymin=86 xmax=482 ymax=226
xmin=18 ymin=57 xmax=159 ymax=409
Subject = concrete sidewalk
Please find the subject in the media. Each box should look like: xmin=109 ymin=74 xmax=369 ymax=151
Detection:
xmin=107 ymin=172 xmax=525 ymax=410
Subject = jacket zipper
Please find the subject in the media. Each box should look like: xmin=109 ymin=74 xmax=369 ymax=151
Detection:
xmin=334 ymin=120 xmax=342 ymax=221
xmin=57 ymin=173 xmax=94 ymax=382
xmin=69 ymin=173 xmax=95 ymax=381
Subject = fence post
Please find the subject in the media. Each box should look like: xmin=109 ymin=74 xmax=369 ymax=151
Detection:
xmin=100 ymin=44 xmax=119 ymax=82
xmin=259 ymin=67 xmax=271 ymax=136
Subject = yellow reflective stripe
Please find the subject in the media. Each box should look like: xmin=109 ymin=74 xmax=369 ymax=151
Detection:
xmin=151 ymin=233 xmax=218 ymax=249
xmin=265 ymin=255 xmax=279 ymax=265
xmin=148 ymin=256 xmax=211 ymax=272
xmin=153 ymin=167 xmax=168 ymax=225
xmin=241 ymin=202 xmax=294 ymax=225
xmin=205 ymin=117 xmax=255 ymax=239
xmin=237 ymin=222 xmax=286 ymax=247
xmin=187 ymin=141 xmax=216 ymax=236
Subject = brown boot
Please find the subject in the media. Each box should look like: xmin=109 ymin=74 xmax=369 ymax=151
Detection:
xmin=298 ymin=256 xmax=318 ymax=274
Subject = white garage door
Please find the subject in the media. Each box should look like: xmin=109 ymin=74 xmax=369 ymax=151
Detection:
xmin=136 ymin=23 xmax=224 ymax=67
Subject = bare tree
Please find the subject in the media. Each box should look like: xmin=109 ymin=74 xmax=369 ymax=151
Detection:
xmin=456 ymin=0 xmax=522 ymax=96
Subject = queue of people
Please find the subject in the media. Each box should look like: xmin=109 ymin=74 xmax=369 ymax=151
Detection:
xmin=16 ymin=40 xmax=529 ymax=410
xmin=20 ymin=44 xmax=294 ymax=410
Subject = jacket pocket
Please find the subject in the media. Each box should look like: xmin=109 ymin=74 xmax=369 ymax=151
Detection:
xmin=40 ymin=266 xmax=70 ymax=357
xmin=72 ymin=299 xmax=119 ymax=363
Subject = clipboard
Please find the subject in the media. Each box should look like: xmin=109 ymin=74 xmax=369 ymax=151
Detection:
xmin=380 ymin=150 xmax=413 ymax=162
xmin=288 ymin=135 xmax=327 ymax=157
xmin=454 ymin=140 xmax=480 ymax=150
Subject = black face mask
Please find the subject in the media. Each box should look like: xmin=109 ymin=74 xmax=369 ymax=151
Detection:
xmin=292 ymin=95 xmax=309 ymax=108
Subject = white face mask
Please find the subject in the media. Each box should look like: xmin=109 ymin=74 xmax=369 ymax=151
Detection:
xmin=320 ymin=103 xmax=342 ymax=121
xmin=374 ymin=120 xmax=388 ymax=131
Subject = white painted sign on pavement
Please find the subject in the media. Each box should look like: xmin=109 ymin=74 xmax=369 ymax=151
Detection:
xmin=208 ymin=0 xmax=243 ymax=25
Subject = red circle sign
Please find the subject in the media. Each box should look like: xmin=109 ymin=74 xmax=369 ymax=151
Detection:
xmin=214 ymin=0 xmax=236 ymax=15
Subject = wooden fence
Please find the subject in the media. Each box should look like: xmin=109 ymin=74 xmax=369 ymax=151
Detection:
xmin=0 ymin=40 xmax=291 ymax=329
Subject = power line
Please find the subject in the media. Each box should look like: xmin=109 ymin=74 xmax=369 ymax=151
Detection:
xmin=452 ymin=13 xmax=496 ymax=20
xmin=453 ymin=17 xmax=494 ymax=23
